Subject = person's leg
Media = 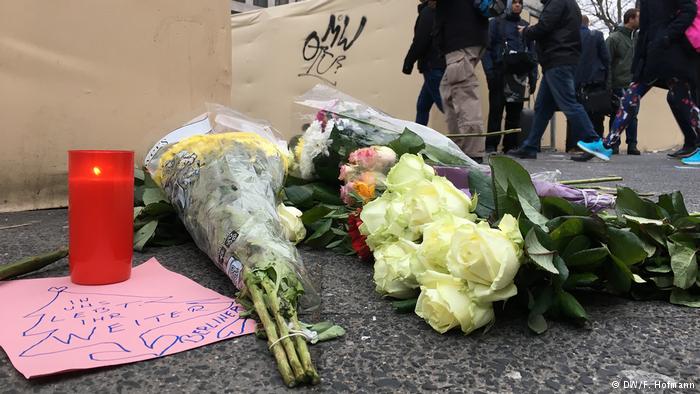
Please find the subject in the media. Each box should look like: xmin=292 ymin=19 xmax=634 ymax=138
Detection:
xmin=426 ymin=68 xmax=445 ymax=114
xmin=518 ymin=70 xmax=556 ymax=153
xmin=486 ymin=75 xmax=506 ymax=151
xmin=565 ymin=121 xmax=576 ymax=152
xmin=442 ymin=47 xmax=486 ymax=160
xmin=545 ymin=66 xmax=599 ymax=144
xmin=667 ymin=79 xmax=699 ymax=149
xmin=503 ymin=101 xmax=523 ymax=152
xmin=590 ymin=112 xmax=605 ymax=138
xmin=416 ymin=75 xmax=434 ymax=126
xmin=606 ymin=82 xmax=651 ymax=148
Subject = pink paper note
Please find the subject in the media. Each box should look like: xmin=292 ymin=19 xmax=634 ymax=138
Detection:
xmin=0 ymin=257 xmax=255 ymax=378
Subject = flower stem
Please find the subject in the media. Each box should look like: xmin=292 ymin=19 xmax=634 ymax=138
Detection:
xmin=245 ymin=274 xmax=296 ymax=387
xmin=289 ymin=314 xmax=320 ymax=384
xmin=261 ymin=279 xmax=306 ymax=383
xmin=560 ymin=176 xmax=623 ymax=186
xmin=0 ymin=247 xmax=68 ymax=280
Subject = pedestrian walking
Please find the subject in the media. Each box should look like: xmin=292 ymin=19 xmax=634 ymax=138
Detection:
xmin=578 ymin=0 xmax=700 ymax=164
xmin=435 ymin=0 xmax=490 ymax=162
xmin=483 ymin=0 xmax=538 ymax=154
xmin=508 ymin=0 xmax=608 ymax=160
xmin=606 ymin=8 xmax=641 ymax=155
xmin=403 ymin=0 xmax=446 ymax=126
xmin=567 ymin=15 xmax=610 ymax=160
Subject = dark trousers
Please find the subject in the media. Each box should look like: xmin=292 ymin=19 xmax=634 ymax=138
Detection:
xmin=606 ymin=80 xmax=699 ymax=148
xmin=486 ymin=74 xmax=523 ymax=152
xmin=416 ymin=68 xmax=445 ymax=126
xmin=609 ymin=88 xmax=638 ymax=147
xmin=566 ymin=111 xmax=604 ymax=151
xmin=521 ymin=65 xmax=600 ymax=153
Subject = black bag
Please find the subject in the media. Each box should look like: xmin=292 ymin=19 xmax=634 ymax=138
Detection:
xmin=577 ymin=83 xmax=611 ymax=115
xmin=498 ymin=18 xmax=537 ymax=75
xmin=503 ymin=52 xmax=537 ymax=75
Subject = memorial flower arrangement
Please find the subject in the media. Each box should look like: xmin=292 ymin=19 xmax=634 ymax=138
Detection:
xmin=144 ymin=110 xmax=325 ymax=387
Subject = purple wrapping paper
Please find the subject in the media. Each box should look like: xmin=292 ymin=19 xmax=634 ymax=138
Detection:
xmin=433 ymin=166 xmax=615 ymax=212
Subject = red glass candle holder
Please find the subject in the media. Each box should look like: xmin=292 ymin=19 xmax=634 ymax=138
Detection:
xmin=68 ymin=150 xmax=134 ymax=285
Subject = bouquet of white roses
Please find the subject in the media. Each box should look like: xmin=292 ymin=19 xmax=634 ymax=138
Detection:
xmin=359 ymin=154 xmax=524 ymax=334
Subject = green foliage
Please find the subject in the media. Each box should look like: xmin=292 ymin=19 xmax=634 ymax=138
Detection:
xmin=133 ymin=167 xmax=190 ymax=251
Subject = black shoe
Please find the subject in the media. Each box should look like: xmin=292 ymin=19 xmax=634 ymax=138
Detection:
xmin=612 ymin=145 xmax=620 ymax=155
xmin=627 ymin=144 xmax=641 ymax=155
xmin=506 ymin=148 xmax=537 ymax=159
xmin=667 ymin=146 xmax=699 ymax=158
xmin=570 ymin=152 xmax=595 ymax=162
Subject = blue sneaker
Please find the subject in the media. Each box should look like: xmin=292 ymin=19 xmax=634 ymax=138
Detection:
xmin=577 ymin=139 xmax=612 ymax=161
xmin=681 ymin=149 xmax=700 ymax=165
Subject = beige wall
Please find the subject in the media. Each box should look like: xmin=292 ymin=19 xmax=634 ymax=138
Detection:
xmin=0 ymin=0 xmax=232 ymax=212
xmin=230 ymin=1 xmax=684 ymax=153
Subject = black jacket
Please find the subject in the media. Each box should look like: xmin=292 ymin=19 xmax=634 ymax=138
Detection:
xmin=574 ymin=27 xmax=610 ymax=86
xmin=435 ymin=0 xmax=489 ymax=54
xmin=523 ymin=0 xmax=582 ymax=70
xmin=403 ymin=3 xmax=446 ymax=74
xmin=483 ymin=13 xmax=538 ymax=85
xmin=632 ymin=0 xmax=699 ymax=87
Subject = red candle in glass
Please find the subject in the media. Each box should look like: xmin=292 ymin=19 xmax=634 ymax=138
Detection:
xmin=68 ymin=150 xmax=134 ymax=285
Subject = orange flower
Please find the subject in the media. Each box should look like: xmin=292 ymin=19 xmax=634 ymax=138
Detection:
xmin=354 ymin=181 xmax=375 ymax=201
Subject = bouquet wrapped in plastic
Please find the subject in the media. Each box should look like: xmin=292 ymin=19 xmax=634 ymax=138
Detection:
xmin=146 ymin=105 xmax=320 ymax=386
xmin=291 ymin=84 xmax=485 ymax=183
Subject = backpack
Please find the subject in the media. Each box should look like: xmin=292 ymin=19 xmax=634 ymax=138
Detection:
xmin=686 ymin=0 xmax=700 ymax=52
xmin=474 ymin=0 xmax=509 ymax=18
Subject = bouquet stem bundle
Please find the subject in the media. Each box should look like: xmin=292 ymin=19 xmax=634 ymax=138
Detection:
xmin=245 ymin=270 xmax=319 ymax=387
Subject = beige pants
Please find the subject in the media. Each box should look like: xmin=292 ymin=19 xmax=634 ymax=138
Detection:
xmin=440 ymin=46 xmax=486 ymax=159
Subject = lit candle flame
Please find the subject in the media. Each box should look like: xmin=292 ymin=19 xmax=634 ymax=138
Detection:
xmin=92 ymin=166 xmax=102 ymax=176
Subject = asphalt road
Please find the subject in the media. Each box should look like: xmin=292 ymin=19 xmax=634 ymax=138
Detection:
xmin=1 ymin=153 xmax=699 ymax=393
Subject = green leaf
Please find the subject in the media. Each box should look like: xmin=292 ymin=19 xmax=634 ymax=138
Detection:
xmin=468 ymin=170 xmax=495 ymax=218
xmin=525 ymin=229 xmax=558 ymax=274
xmin=669 ymin=241 xmax=698 ymax=290
xmin=489 ymin=156 xmax=541 ymax=220
xmin=314 ymin=325 xmax=346 ymax=343
xmin=553 ymin=255 xmax=569 ymax=284
xmin=134 ymin=185 xmax=145 ymax=205
xmin=541 ymin=196 xmax=591 ymax=218
xmin=134 ymin=220 xmax=158 ymax=251
xmin=301 ymin=205 xmax=333 ymax=226
xmin=310 ymin=183 xmax=343 ymax=205
xmin=607 ymin=228 xmax=647 ymax=266
xmin=615 ymin=187 xmax=660 ymax=219
xmin=646 ymin=264 xmax=672 ymax=274
xmin=649 ymin=276 xmax=674 ymax=289
xmin=284 ymin=185 xmax=314 ymax=207
xmin=528 ymin=287 xmax=554 ymax=334
xmin=527 ymin=314 xmax=548 ymax=334
xmin=517 ymin=190 xmax=549 ymax=229
xmin=392 ymin=298 xmax=418 ymax=314
xmin=306 ymin=219 xmax=332 ymax=242
xmin=658 ymin=192 xmax=689 ymax=220
xmin=547 ymin=216 xmax=607 ymax=240
xmin=557 ymin=290 xmax=588 ymax=321
xmin=623 ymin=215 xmax=665 ymax=226
xmin=550 ymin=218 xmax=585 ymax=240
xmin=134 ymin=206 xmax=144 ymax=220
xmin=669 ymin=288 xmax=700 ymax=307
xmin=566 ymin=247 xmax=609 ymax=269
xmin=606 ymin=254 xmax=633 ymax=294
xmin=143 ymin=187 xmax=168 ymax=206
xmin=388 ymin=128 xmax=425 ymax=157
xmin=325 ymin=239 xmax=345 ymax=249
xmin=134 ymin=166 xmax=145 ymax=183
xmin=561 ymin=235 xmax=592 ymax=259
xmin=564 ymin=273 xmax=599 ymax=288
xmin=143 ymin=202 xmax=175 ymax=217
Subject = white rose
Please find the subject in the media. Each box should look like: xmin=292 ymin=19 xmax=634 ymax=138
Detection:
xmin=276 ymin=203 xmax=306 ymax=244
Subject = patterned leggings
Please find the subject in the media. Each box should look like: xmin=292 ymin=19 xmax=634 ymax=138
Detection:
xmin=605 ymin=79 xmax=700 ymax=148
